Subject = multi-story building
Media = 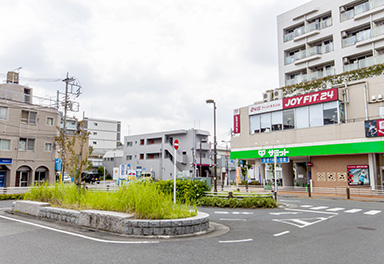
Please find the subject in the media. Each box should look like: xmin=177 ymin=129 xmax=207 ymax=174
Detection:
xmin=231 ymin=0 xmax=384 ymax=190
xmin=84 ymin=117 xmax=121 ymax=169
xmin=114 ymin=129 xmax=211 ymax=181
xmin=278 ymin=0 xmax=384 ymax=87
xmin=0 ymin=72 xmax=60 ymax=187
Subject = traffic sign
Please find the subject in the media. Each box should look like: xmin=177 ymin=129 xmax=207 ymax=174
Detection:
xmin=261 ymin=157 xmax=289 ymax=164
xmin=174 ymin=139 xmax=179 ymax=150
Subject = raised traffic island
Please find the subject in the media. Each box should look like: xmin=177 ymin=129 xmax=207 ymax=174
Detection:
xmin=12 ymin=200 xmax=210 ymax=236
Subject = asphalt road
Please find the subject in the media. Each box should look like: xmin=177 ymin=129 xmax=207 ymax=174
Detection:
xmin=0 ymin=198 xmax=383 ymax=264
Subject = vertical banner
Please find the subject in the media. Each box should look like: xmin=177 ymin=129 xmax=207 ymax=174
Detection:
xmin=233 ymin=108 xmax=240 ymax=134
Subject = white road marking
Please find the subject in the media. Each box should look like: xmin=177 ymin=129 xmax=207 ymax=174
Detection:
xmin=345 ymin=209 xmax=362 ymax=213
xmin=310 ymin=206 xmax=329 ymax=210
xmin=219 ymin=238 xmax=253 ymax=243
xmin=270 ymin=212 xmax=300 ymax=215
xmin=326 ymin=207 xmax=345 ymax=212
xmin=214 ymin=211 xmax=229 ymax=214
xmin=285 ymin=208 xmax=337 ymax=215
xmin=300 ymin=205 xmax=313 ymax=208
xmin=273 ymin=231 xmax=290 ymax=237
xmin=219 ymin=218 xmax=247 ymax=221
xmin=0 ymin=214 xmax=159 ymax=244
xmin=279 ymin=200 xmax=300 ymax=203
xmin=233 ymin=212 xmax=254 ymax=215
xmin=364 ymin=210 xmax=382 ymax=215
xmin=272 ymin=216 xmax=332 ymax=229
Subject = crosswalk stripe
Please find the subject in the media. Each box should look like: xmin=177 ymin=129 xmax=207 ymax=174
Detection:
xmin=310 ymin=206 xmax=329 ymax=210
xmin=326 ymin=207 xmax=345 ymax=212
xmin=300 ymin=205 xmax=313 ymax=208
xmin=364 ymin=210 xmax=381 ymax=215
xmin=345 ymin=209 xmax=362 ymax=213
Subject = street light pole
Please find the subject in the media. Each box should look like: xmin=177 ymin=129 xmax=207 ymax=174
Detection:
xmin=206 ymin=99 xmax=217 ymax=193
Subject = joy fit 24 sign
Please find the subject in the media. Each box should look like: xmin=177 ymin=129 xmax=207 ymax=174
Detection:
xmin=283 ymin=88 xmax=338 ymax=109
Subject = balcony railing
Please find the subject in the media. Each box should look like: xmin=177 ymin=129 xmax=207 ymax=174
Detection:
xmin=0 ymin=88 xmax=57 ymax=108
xmin=309 ymin=67 xmax=335 ymax=80
xmin=343 ymin=24 xmax=384 ymax=48
xmin=283 ymin=18 xmax=332 ymax=42
xmin=340 ymin=0 xmax=384 ymax=22
xmin=285 ymin=43 xmax=334 ymax=65
xmin=343 ymin=54 xmax=384 ymax=72
xmin=285 ymin=73 xmax=308 ymax=86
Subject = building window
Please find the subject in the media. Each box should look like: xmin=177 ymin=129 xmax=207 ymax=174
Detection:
xmin=93 ymin=132 xmax=97 ymax=135
xmin=323 ymin=101 xmax=338 ymax=125
xmin=309 ymin=104 xmax=323 ymax=127
xmin=283 ymin=109 xmax=295 ymax=130
xmin=126 ymin=155 xmax=132 ymax=160
xmin=0 ymin=107 xmax=8 ymax=120
xmin=44 ymin=143 xmax=52 ymax=152
xmin=21 ymin=110 xmax=37 ymax=124
xmin=271 ymin=111 xmax=283 ymax=131
xmin=0 ymin=139 xmax=10 ymax=150
xmin=149 ymin=154 xmax=154 ymax=159
xmin=127 ymin=141 xmax=133 ymax=147
xmin=249 ymin=115 xmax=261 ymax=134
xmin=140 ymin=154 xmax=144 ymax=160
xmin=140 ymin=139 xmax=144 ymax=145
xmin=296 ymin=106 xmax=309 ymax=129
xmin=19 ymin=138 xmax=35 ymax=151
xmin=46 ymin=117 xmax=54 ymax=126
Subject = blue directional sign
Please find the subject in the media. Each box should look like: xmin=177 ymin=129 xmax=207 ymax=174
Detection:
xmin=0 ymin=158 xmax=12 ymax=165
xmin=55 ymin=158 xmax=62 ymax=171
xmin=261 ymin=157 xmax=289 ymax=164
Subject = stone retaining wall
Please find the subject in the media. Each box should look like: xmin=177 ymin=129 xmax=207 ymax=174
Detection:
xmin=12 ymin=201 xmax=210 ymax=236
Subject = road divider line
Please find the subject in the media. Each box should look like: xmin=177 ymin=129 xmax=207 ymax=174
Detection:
xmin=273 ymin=231 xmax=290 ymax=237
xmin=219 ymin=218 xmax=247 ymax=221
xmin=219 ymin=238 xmax=253 ymax=243
xmin=0 ymin=214 xmax=159 ymax=244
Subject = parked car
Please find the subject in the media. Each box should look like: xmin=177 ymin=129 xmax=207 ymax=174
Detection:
xmin=63 ymin=173 xmax=72 ymax=183
xmin=81 ymin=172 xmax=101 ymax=184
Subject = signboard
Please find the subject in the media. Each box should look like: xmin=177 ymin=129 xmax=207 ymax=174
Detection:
xmin=174 ymin=139 xmax=179 ymax=150
xmin=365 ymin=119 xmax=384 ymax=137
xmin=0 ymin=158 xmax=12 ymax=165
xmin=113 ymin=167 xmax=119 ymax=180
xmin=233 ymin=109 xmax=241 ymax=134
xmin=54 ymin=158 xmax=61 ymax=171
xmin=249 ymin=100 xmax=283 ymax=115
xmin=283 ymin=88 xmax=338 ymax=109
xmin=231 ymin=140 xmax=384 ymax=159
xmin=261 ymin=157 xmax=289 ymax=163
xmin=347 ymin=165 xmax=369 ymax=186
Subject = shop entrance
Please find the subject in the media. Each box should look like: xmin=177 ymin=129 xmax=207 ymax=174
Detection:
xmin=0 ymin=171 xmax=5 ymax=187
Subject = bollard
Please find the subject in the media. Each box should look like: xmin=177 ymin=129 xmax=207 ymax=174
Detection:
xmin=274 ymin=191 xmax=278 ymax=201
xmin=346 ymin=187 xmax=350 ymax=199
xmin=107 ymin=184 xmax=109 ymax=192
xmin=308 ymin=185 xmax=311 ymax=197
xmin=228 ymin=192 xmax=233 ymax=199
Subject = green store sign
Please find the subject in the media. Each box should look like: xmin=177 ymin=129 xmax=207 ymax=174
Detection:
xmin=230 ymin=140 xmax=384 ymax=160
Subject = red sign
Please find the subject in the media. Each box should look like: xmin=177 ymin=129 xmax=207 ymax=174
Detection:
xmin=234 ymin=114 xmax=240 ymax=134
xmin=283 ymin=88 xmax=338 ymax=109
xmin=174 ymin=139 xmax=179 ymax=150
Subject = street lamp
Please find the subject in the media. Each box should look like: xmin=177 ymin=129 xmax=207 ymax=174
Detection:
xmin=206 ymin=99 xmax=217 ymax=193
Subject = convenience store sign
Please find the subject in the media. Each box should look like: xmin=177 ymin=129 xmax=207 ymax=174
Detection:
xmin=230 ymin=141 xmax=384 ymax=159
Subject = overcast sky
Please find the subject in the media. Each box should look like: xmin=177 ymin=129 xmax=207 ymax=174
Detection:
xmin=0 ymin=0 xmax=306 ymax=145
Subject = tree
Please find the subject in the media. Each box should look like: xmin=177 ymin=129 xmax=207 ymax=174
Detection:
xmin=55 ymin=117 xmax=93 ymax=192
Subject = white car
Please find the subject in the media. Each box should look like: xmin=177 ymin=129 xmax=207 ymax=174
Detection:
xmin=63 ymin=173 xmax=72 ymax=183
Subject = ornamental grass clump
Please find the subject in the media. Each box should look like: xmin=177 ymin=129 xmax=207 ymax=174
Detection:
xmin=24 ymin=181 xmax=196 ymax=219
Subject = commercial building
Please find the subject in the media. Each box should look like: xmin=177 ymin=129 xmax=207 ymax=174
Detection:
xmin=278 ymin=0 xmax=384 ymax=87
xmin=0 ymin=72 xmax=60 ymax=187
xmin=231 ymin=0 xmax=384 ymax=190
xmin=106 ymin=129 xmax=211 ymax=181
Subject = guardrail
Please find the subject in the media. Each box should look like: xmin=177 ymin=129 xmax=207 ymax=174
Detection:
xmin=1 ymin=187 xmax=31 ymax=195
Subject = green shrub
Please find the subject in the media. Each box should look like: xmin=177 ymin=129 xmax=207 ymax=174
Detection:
xmin=197 ymin=196 xmax=277 ymax=208
xmin=155 ymin=179 xmax=209 ymax=204
xmin=0 ymin=193 xmax=25 ymax=200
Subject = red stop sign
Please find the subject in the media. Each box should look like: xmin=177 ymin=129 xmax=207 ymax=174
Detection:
xmin=174 ymin=139 xmax=179 ymax=150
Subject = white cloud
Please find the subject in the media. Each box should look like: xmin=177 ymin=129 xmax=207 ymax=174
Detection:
xmin=0 ymin=0 xmax=307 ymax=141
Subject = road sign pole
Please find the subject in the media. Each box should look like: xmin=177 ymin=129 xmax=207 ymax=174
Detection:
xmin=274 ymin=151 xmax=278 ymax=201
xmin=173 ymin=139 xmax=179 ymax=205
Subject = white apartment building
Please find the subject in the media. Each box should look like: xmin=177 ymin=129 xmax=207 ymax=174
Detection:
xmin=278 ymin=0 xmax=384 ymax=87
xmin=84 ymin=117 xmax=121 ymax=168
xmin=111 ymin=129 xmax=211 ymax=181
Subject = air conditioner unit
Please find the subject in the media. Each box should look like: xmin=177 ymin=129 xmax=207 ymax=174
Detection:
xmin=343 ymin=57 xmax=349 ymax=64
xmin=320 ymin=82 xmax=332 ymax=90
xmin=378 ymin=94 xmax=383 ymax=101
xmin=262 ymin=91 xmax=273 ymax=102
xmin=341 ymin=31 xmax=348 ymax=38
xmin=340 ymin=6 xmax=346 ymax=13
xmin=372 ymin=95 xmax=377 ymax=102
xmin=273 ymin=89 xmax=283 ymax=100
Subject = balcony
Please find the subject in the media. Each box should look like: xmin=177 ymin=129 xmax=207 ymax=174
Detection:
xmin=285 ymin=73 xmax=308 ymax=86
xmin=283 ymin=18 xmax=332 ymax=42
xmin=309 ymin=67 xmax=335 ymax=80
xmin=343 ymin=54 xmax=384 ymax=72
xmin=340 ymin=0 xmax=384 ymax=22
xmin=285 ymin=43 xmax=334 ymax=65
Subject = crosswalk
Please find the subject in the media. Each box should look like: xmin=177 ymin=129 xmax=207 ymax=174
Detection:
xmin=299 ymin=205 xmax=381 ymax=215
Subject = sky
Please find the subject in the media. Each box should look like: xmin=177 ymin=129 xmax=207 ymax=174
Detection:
xmin=0 ymin=0 xmax=306 ymax=146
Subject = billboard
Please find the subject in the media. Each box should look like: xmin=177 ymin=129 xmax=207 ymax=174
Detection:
xmin=233 ymin=108 xmax=240 ymax=134
xmin=283 ymin=88 xmax=338 ymax=109
xmin=347 ymin=165 xmax=369 ymax=186
xmin=365 ymin=119 xmax=384 ymax=137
